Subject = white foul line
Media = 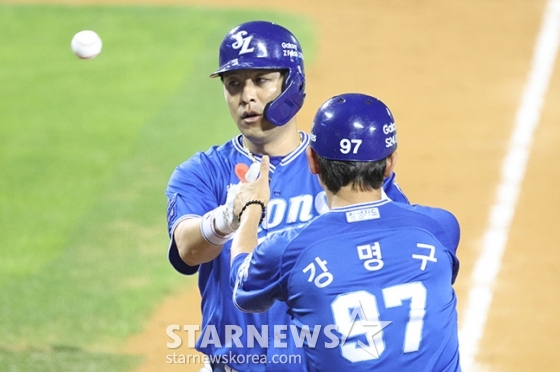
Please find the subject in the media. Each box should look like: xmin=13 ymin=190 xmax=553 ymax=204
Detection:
xmin=458 ymin=0 xmax=560 ymax=370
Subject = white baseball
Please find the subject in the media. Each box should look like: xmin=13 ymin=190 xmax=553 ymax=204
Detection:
xmin=71 ymin=30 xmax=102 ymax=59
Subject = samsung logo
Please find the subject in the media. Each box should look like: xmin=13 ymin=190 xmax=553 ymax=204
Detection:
xmin=346 ymin=208 xmax=380 ymax=222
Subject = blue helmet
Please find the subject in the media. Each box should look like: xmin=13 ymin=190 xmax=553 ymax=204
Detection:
xmin=310 ymin=93 xmax=397 ymax=161
xmin=210 ymin=21 xmax=306 ymax=126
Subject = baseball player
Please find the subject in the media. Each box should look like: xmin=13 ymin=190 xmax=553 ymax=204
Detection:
xmin=166 ymin=22 xmax=409 ymax=372
xmin=230 ymin=93 xmax=461 ymax=371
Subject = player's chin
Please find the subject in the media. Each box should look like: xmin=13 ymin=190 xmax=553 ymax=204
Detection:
xmin=237 ymin=118 xmax=264 ymax=133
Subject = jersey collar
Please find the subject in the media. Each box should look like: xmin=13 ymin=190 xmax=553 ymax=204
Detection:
xmin=232 ymin=131 xmax=309 ymax=167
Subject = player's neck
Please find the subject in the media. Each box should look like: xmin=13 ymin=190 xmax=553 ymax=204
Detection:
xmin=327 ymin=188 xmax=384 ymax=209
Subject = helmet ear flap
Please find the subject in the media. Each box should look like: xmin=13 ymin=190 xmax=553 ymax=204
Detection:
xmin=264 ymin=69 xmax=306 ymax=126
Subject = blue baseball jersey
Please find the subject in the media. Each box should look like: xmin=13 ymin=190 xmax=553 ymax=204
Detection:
xmin=232 ymin=200 xmax=460 ymax=372
xmin=166 ymin=132 xmax=409 ymax=371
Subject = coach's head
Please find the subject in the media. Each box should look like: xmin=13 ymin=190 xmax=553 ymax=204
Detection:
xmin=308 ymin=93 xmax=398 ymax=195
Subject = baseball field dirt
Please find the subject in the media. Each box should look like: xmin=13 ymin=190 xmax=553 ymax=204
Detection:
xmin=12 ymin=0 xmax=560 ymax=371
xmin=121 ymin=1 xmax=560 ymax=371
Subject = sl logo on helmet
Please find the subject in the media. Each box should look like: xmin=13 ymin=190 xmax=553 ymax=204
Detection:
xmin=231 ymin=31 xmax=255 ymax=55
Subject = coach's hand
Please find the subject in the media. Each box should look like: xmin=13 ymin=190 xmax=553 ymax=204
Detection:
xmin=234 ymin=156 xmax=270 ymax=223
xmin=231 ymin=156 xmax=270 ymax=260
xmin=251 ymin=155 xmax=270 ymax=204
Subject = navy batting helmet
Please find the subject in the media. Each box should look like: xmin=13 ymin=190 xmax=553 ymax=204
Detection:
xmin=310 ymin=93 xmax=397 ymax=161
xmin=210 ymin=21 xmax=306 ymax=126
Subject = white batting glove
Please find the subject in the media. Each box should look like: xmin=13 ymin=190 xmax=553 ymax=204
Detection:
xmin=214 ymin=183 xmax=241 ymax=234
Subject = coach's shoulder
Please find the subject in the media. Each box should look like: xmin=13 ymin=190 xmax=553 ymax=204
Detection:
xmin=399 ymin=203 xmax=458 ymax=227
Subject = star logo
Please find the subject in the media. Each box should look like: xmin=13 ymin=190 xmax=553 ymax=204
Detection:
xmin=340 ymin=301 xmax=392 ymax=359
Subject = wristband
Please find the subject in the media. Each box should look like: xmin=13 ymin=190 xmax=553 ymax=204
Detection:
xmin=214 ymin=204 xmax=238 ymax=234
xmin=200 ymin=208 xmax=234 ymax=246
xmin=238 ymin=200 xmax=266 ymax=226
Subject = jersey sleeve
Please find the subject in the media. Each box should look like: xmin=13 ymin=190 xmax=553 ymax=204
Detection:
xmin=383 ymin=172 xmax=410 ymax=204
xmin=437 ymin=209 xmax=461 ymax=283
xmin=422 ymin=206 xmax=461 ymax=283
xmin=444 ymin=212 xmax=460 ymax=253
xmin=231 ymin=237 xmax=287 ymax=313
xmin=165 ymin=149 xmax=228 ymax=275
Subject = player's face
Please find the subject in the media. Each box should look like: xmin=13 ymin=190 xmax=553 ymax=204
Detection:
xmin=222 ymin=69 xmax=284 ymax=136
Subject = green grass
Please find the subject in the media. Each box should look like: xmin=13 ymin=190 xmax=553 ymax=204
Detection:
xmin=0 ymin=4 xmax=315 ymax=371
xmin=0 ymin=348 xmax=140 ymax=372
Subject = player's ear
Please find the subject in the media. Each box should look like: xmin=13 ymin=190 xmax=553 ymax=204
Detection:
xmin=306 ymin=147 xmax=320 ymax=175
xmin=384 ymin=152 xmax=398 ymax=177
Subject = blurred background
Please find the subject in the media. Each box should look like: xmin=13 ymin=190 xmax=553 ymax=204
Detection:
xmin=1 ymin=1 xmax=559 ymax=371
